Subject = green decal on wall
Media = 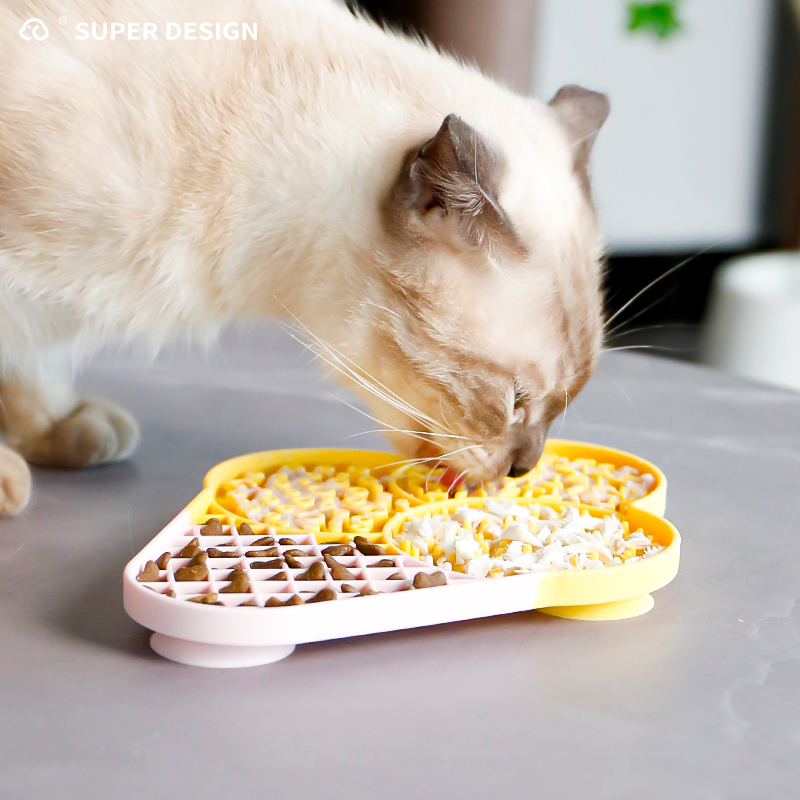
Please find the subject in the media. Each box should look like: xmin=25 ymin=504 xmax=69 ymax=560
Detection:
xmin=628 ymin=2 xmax=682 ymax=39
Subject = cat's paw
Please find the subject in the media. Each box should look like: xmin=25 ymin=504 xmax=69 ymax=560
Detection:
xmin=20 ymin=397 xmax=140 ymax=469
xmin=0 ymin=446 xmax=32 ymax=515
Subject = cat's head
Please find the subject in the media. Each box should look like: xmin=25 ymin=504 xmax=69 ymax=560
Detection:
xmin=352 ymin=86 xmax=609 ymax=482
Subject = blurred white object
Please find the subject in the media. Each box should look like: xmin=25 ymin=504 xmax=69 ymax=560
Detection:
xmin=702 ymin=252 xmax=800 ymax=391
xmin=532 ymin=0 xmax=773 ymax=253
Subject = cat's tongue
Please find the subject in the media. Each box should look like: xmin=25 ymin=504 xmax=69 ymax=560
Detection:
xmin=440 ymin=466 xmax=466 ymax=490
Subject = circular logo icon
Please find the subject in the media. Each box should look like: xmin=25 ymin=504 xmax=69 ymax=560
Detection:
xmin=19 ymin=18 xmax=49 ymax=41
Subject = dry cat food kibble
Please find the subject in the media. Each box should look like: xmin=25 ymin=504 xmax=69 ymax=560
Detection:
xmin=307 ymin=588 xmax=337 ymax=603
xmin=395 ymin=498 xmax=663 ymax=577
xmin=322 ymin=544 xmax=354 ymax=556
xmin=189 ymin=593 xmax=221 ymax=605
xmin=245 ymin=548 xmax=278 ymax=558
xmin=220 ymin=566 xmax=250 ymax=593
xmin=353 ymin=535 xmax=385 ymax=556
xmin=174 ymin=552 xmax=209 ymax=582
xmin=266 ymin=594 xmax=304 ymax=607
xmin=295 ymin=562 xmax=326 ymax=581
xmin=222 ymin=465 xmax=394 ymax=532
xmin=324 ymin=555 xmax=356 ymax=581
xmin=412 ymin=571 xmax=447 ymax=588
xmin=384 ymin=455 xmax=656 ymax=512
xmin=177 ymin=538 xmax=201 ymax=558
xmin=136 ymin=561 xmax=160 ymax=582
xmin=155 ymin=552 xmax=171 ymax=569
xmin=251 ymin=559 xmax=283 ymax=569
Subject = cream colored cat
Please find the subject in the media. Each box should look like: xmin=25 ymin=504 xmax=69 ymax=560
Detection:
xmin=0 ymin=0 xmax=608 ymax=516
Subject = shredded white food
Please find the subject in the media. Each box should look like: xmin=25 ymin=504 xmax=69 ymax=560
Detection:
xmin=395 ymin=498 xmax=663 ymax=578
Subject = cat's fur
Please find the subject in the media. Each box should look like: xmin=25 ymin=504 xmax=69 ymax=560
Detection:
xmin=0 ymin=0 xmax=608 ymax=516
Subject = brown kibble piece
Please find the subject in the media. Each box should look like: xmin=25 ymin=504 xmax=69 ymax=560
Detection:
xmin=354 ymin=536 xmax=385 ymax=556
xmin=136 ymin=561 xmax=160 ymax=582
xmin=370 ymin=559 xmax=396 ymax=568
xmin=359 ymin=587 xmax=378 ymax=596
xmin=189 ymin=593 xmax=220 ymax=604
xmin=175 ymin=553 xmax=209 ymax=582
xmin=295 ymin=561 xmax=326 ymax=581
xmin=208 ymin=548 xmax=239 ymax=558
xmin=166 ymin=589 xmax=176 ymax=598
xmin=239 ymin=599 xmax=259 ymax=607
xmin=413 ymin=571 xmax=447 ymax=589
xmin=307 ymin=587 xmax=337 ymax=603
xmin=279 ymin=537 xmax=298 ymax=545
xmin=155 ymin=552 xmax=171 ymax=570
xmin=324 ymin=555 xmax=356 ymax=581
xmin=285 ymin=594 xmax=304 ymax=605
xmin=266 ymin=594 xmax=304 ymax=607
xmin=284 ymin=554 xmax=304 ymax=570
xmin=252 ymin=535 xmax=275 ymax=546
xmin=322 ymin=544 xmax=354 ymax=556
xmin=282 ymin=548 xmax=307 ymax=558
xmin=250 ymin=559 xmax=283 ymax=570
xmin=267 ymin=571 xmax=288 ymax=581
xmin=341 ymin=584 xmax=359 ymax=593
xmin=246 ymin=546 xmax=279 ymax=558
xmin=238 ymin=523 xmax=254 ymax=537
xmin=177 ymin=538 xmax=200 ymax=558
xmin=388 ymin=572 xmax=404 ymax=580
xmin=220 ymin=566 xmax=250 ymax=594
xmin=201 ymin=519 xmax=222 ymax=536
xmin=175 ymin=564 xmax=209 ymax=582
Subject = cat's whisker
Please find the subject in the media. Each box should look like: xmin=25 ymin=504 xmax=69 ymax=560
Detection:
xmin=358 ymin=299 xmax=403 ymax=321
xmin=379 ymin=444 xmax=482 ymax=471
xmin=554 ymin=386 xmax=569 ymax=439
xmin=277 ymin=308 xmax=445 ymax=433
xmin=452 ymin=468 xmax=469 ymax=490
xmin=604 ymin=321 xmax=698 ymax=343
xmin=341 ymin=429 xmax=470 ymax=441
xmin=603 ymin=245 xmax=718 ymax=332
xmin=279 ymin=315 xmax=415 ymax=418
xmin=328 ymin=396 xmax=445 ymax=449
xmin=277 ymin=311 xmax=457 ymax=437
xmin=425 ymin=459 xmax=444 ymax=493
xmin=602 ymin=344 xmax=665 ymax=353
xmin=281 ymin=323 xmax=432 ymax=430
xmin=603 ymin=286 xmax=680 ymax=341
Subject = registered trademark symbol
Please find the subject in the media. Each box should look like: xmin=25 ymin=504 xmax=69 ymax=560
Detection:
xmin=58 ymin=16 xmax=67 ymax=25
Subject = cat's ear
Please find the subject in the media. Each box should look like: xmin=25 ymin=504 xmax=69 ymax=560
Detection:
xmin=395 ymin=114 xmax=525 ymax=255
xmin=548 ymin=85 xmax=609 ymax=190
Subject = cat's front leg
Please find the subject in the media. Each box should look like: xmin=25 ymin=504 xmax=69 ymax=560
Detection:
xmin=0 ymin=445 xmax=31 ymax=515
xmin=0 ymin=380 xmax=140 ymax=471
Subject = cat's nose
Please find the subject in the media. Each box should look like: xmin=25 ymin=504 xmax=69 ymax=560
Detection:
xmin=507 ymin=429 xmax=547 ymax=478
xmin=507 ymin=463 xmax=530 ymax=478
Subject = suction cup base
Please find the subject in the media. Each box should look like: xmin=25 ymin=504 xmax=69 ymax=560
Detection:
xmin=538 ymin=593 xmax=654 ymax=621
xmin=150 ymin=633 xmax=295 ymax=668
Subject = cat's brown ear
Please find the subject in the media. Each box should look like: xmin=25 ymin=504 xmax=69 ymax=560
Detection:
xmin=548 ymin=85 xmax=609 ymax=191
xmin=393 ymin=114 xmax=525 ymax=255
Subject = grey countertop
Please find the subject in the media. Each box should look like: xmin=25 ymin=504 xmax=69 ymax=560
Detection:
xmin=1 ymin=325 xmax=798 ymax=799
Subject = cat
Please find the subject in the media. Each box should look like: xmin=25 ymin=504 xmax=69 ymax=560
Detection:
xmin=0 ymin=0 xmax=608 ymax=516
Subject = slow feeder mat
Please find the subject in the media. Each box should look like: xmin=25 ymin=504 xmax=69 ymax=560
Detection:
xmin=123 ymin=442 xmax=679 ymax=668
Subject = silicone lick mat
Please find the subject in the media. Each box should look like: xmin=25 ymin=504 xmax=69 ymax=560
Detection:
xmin=123 ymin=442 xmax=679 ymax=668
